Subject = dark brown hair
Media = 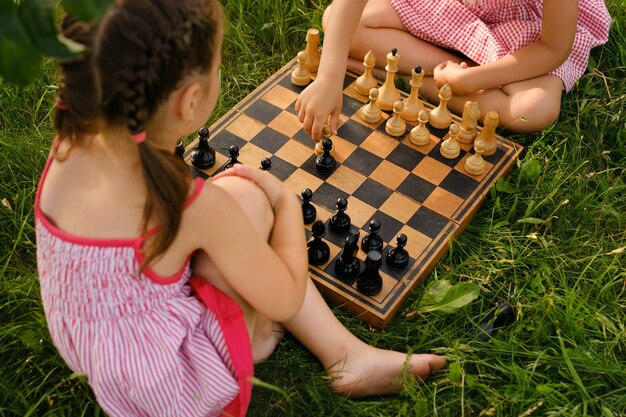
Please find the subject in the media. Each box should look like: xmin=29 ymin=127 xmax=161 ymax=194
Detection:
xmin=57 ymin=0 xmax=223 ymax=269
xmin=54 ymin=16 xmax=101 ymax=148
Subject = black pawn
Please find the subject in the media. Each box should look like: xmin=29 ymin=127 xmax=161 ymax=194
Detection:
xmin=260 ymin=157 xmax=272 ymax=171
xmin=190 ymin=127 xmax=215 ymax=169
xmin=329 ymin=197 xmax=351 ymax=233
xmin=224 ymin=145 xmax=240 ymax=169
xmin=301 ymin=188 xmax=317 ymax=225
xmin=175 ymin=139 xmax=185 ymax=160
xmin=356 ymin=250 xmax=383 ymax=296
xmin=307 ymin=220 xmax=330 ymax=266
xmin=334 ymin=230 xmax=361 ymax=284
xmin=361 ymin=219 xmax=383 ymax=253
xmin=386 ymin=233 xmax=409 ymax=270
xmin=315 ymin=138 xmax=336 ymax=174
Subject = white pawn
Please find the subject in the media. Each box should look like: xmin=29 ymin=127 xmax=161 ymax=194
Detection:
xmin=440 ymin=123 xmax=461 ymax=159
xmin=458 ymin=101 xmax=481 ymax=144
xmin=410 ymin=109 xmax=430 ymax=146
xmin=291 ymin=50 xmax=311 ymax=86
xmin=429 ymin=83 xmax=453 ymax=129
xmin=465 ymin=139 xmax=486 ymax=176
xmin=315 ymin=125 xmax=335 ymax=156
xmin=385 ymin=101 xmax=406 ymax=137
xmin=400 ymin=65 xmax=425 ymax=122
xmin=361 ymin=87 xmax=382 ymax=124
xmin=355 ymin=50 xmax=378 ymax=96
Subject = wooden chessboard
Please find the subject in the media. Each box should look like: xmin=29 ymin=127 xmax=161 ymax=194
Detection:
xmin=183 ymin=58 xmax=523 ymax=329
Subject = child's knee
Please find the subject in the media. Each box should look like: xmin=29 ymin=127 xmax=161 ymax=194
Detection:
xmin=322 ymin=4 xmax=332 ymax=31
xmin=212 ymin=175 xmax=274 ymax=237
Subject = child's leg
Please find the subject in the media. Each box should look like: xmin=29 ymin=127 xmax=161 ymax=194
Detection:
xmin=193 ymin=176 xmax=284 ymax=364
xmin=282 ymin=279 xmax=447 ymax=398
xmin=419 ymin=75 xmax=564 ymax=133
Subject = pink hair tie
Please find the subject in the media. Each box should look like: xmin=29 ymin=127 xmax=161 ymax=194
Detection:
xmin=132 ymin=131 xmax=147 ymax=144
xmin=55 ymin=97 xmax=69 ymax=110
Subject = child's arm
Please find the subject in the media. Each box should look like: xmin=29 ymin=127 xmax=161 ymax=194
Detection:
xmin=194 ymin=166 xmax=309 ymax=322
xmin=295 ymin=0 xmax=368 ymax=141
xmin=434 ymin=0 xmax=579 ymax=95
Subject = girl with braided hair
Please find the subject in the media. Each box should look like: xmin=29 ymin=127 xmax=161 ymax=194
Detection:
xmin=35 ymin=1 xmax=445 ymax=415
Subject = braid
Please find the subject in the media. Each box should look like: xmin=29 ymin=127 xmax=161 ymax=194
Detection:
xmin=95 ymin=0 xmax=222 ymax=270
xmin=53 ymin=15 xmax=100 ymax=153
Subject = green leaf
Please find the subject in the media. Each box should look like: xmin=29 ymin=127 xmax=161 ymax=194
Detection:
xmin=519 ymin=158 xmax=541 ymax=182
xmin=448 ymin=361 xmax=462 ymax=384
xmin=18 ymin=0 xmax=75 ymax=58
xmin=61 ymin=0 xmax=114 ymax=22
xmin=417 ymin=280 xmax=480 ymax=314
xmin=495 ymin=178 xmax=515 ymax=194
xmin=0 ymin=37 xmax=42 ymax=86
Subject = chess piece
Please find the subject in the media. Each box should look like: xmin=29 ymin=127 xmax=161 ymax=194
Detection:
xmin=400 ymin=66 xmax=425 ymax=122
xmin=440 ymin=123 xmax=461 ymax=159
xmin=429 ymin=83 xmax=453 ymax=129
xmin=477 ymin=110 xmax=499 ymax=156
xmin=355 ymin=50 xmax=378 ymax=96
xmin=224 ymin=145 xmax=241 ymax=169
xmin=457 ymin=101 xmax=481 ymax=144
xmin=329 ymin=197 xmax=351 ymax=233
xmin=307 ymin=220 xmax=330 ymax=266
xmin=314 ymin=125 xmax=335 ymax=156
xmin=386 ymin=233 xmax=409 ymax=270
xmin=410 ymin=109 xmax=431 ymax=146
xmin=304 ymin=28 xmax=320 ymax=72
xmin=356 ymin=250 xmax=383 ymax=296
xmin=334 ymin=229 xmax=361 ymax=283
xmin=464 ymin=139 xmax=486 ymax=176
xmin=291 ymin=50 xmax=311 ymax=87
xmin=377 ymin=48 xmax=401 ymax=111
xmin=315 ymin=138 xmax=336 ymax=174
xmin=361 ymin=219 xmax=383 ymax=253
xmin=175 ymin=139 xmax=185 ymax=160
xmin=476 ymin=298 xmax=516 ymax=340
xmin=360 ymin=87 xmax=383 ymax=124
xmin=260 ymin=157 xmax=272 ymax=171
xmin=301 ymin=188 xmax=316 ymax=224
xmin=190 ymin=127 xmax=215 ymax=169
xmin=385 ymin=101 xmax=406 ymax=137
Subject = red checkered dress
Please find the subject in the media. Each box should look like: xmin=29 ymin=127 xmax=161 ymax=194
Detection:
xmin=389 ymin=0 xmax=611 ymax=91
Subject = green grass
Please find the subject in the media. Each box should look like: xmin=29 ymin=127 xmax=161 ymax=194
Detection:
xmin=1 ymin=0 xmax=624 ymax=416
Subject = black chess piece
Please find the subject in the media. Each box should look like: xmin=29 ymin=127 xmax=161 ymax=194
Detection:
xmin=328 ymin=197 xmax=351 ymax=233
xmin=190 ymin=127 xmax=215 ymax=169
xmin=334 ymin=230 xmax=361 ymax=284
xmin=386 ymin=233 xmax=409 ymax=270
xmin=224 ymin=145 xmax=241 ymax=169
xmin=301 ymin=188 xmax=316 ymax=225
xmin=260 ymin=157 xmax=272 ymax=171
xmin=307 ymin=220 xmax=330 ymax=266
xmin=315 ymin=138 xmax=336 ymax=174
xmin=476 ymin=299 xmax=516 ymax=340
xmin=361 ymin=219 xmax=383 ymax=253
xmin=175 ymin=139 xmax=185 ymax=160
xmin=356 ymin=250 xmax=383 ymax=296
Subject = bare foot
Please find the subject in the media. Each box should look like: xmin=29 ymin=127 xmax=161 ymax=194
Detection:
xmin=251 ymin=321 xmax=286 ymax=364
xmin=324 ymin=345 xmax=446 ymax=398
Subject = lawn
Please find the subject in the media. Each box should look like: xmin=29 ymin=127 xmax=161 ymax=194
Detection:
xmin=0 ymin=0 xmax=624 ymax=416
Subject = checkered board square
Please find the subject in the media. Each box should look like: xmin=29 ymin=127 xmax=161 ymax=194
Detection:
xmin=183 ymin=58 xmax=523 ymax=328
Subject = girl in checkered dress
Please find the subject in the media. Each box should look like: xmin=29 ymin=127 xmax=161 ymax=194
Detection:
xmin=297 ymin=0 xmax=611 ymax=136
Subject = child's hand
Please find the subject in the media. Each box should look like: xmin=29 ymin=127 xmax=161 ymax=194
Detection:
xmin=295 ymin=76 xmax=343 ymax=142
xmin=434 ymin=61 xmax=471 ymax=96
xmin=212 ymin=164 xmax=293 ymax=211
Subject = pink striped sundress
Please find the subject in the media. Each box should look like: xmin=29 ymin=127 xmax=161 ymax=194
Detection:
xmin=35 ymin=157 xmax=253 ymax=417
xmin=388 ymin=0 xmax=612 ymax=91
